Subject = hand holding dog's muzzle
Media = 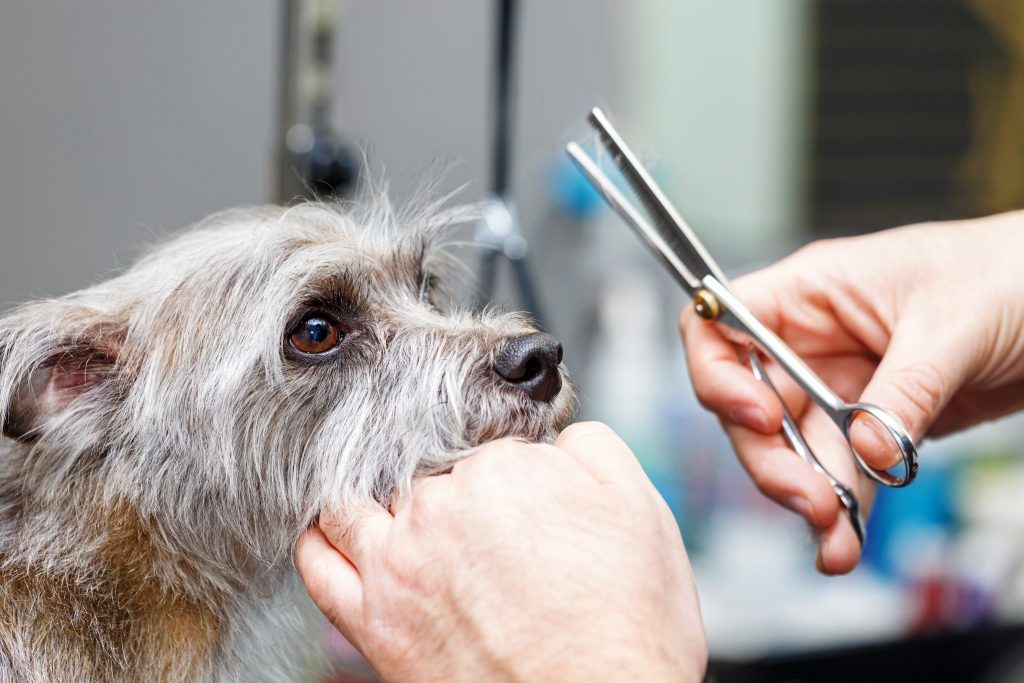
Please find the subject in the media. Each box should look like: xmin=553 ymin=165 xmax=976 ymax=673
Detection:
xmin=296 ymin=423 xmax=708 ymax=683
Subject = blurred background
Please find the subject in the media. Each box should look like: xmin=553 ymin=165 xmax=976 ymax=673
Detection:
xmin=3 ymin=1 xmax=1024 ymax=681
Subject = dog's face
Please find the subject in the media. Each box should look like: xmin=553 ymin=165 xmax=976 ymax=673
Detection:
xmin=0 ymin=200 xmax=575 ymax=568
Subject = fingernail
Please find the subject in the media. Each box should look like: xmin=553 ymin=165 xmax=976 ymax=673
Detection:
xmin=850 ymin=416 xmax=899 ymax=468
xmin=783 ymin=495 xmax=814 ymax=522
xmin=730 ymin=406 xmax=768 ymax=431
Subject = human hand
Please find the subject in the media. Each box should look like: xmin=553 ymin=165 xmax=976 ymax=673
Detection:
xmin=679 ymin=211 xmax=1024 ymax=575
xmin=295 ymin=422 xmax=706 ymax=683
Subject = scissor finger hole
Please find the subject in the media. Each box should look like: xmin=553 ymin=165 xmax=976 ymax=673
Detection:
xmin=843 ymin=405 xmax=917 ymax=487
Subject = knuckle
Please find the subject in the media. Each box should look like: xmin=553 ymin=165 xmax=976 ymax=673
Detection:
xmin=410 ymin=478 xmax=450 ymax=519
xmin=687 ymin=358 xmax=717 ymax=393
xmin=472 ymin=437 xmax=524 ymax=461
xmin=453 ymin=438 xmax=537 ymax=483
xmin=455 ymin=442 xmax=510 ymax=476
xmin=887 ymin=360 xmax=948 ymax=429
xmin=744 ymin=453 xmax=778 ymax=496
xmin=528 ymin=443 xmax=564 ymax=461
xmin=558 ymin=420 xmax=610 ymax=441
xmin=694 ymin=374 xmax=733 ymax=413
xmin=792 ymin=237 xmax=835 ymax=262
xmin=783 ymin=240 xmax=844 ymax=284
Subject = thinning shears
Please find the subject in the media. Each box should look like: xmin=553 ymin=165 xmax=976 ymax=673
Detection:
xmin=566 ymin=108 xmax=918 ymax=546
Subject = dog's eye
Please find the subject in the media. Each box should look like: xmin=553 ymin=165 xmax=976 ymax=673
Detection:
xmin=289 ymin=316 xmax=342 ymax=354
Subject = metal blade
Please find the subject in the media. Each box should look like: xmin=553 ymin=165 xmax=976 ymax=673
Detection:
xmin=585 ymin=107 xmax=730 ymax=288
xmin=566 ymin=142 xmax=700 ymax=292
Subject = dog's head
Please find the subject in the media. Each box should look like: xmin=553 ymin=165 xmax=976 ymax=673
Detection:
xmin=0 ymin=199 xmax=575 ymax=571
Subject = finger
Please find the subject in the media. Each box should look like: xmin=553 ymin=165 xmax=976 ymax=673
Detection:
xmin=816 ymin=515 xmax=863 ymax=576
xmin=726 ymin=415 xmax=871 ymax=573
xmin=295 ymin=526 xmax=365 ymax=643
xmin=392 ymin=471 xmax=449 ymax=517
xmin=724 ymin=420 xmax=841 ymax=531
xmin=850 ymin=324 xmax=966 ymax=469
xmin=680 ymin=310 xmax=784 ymax=434
xmin=318 ymin=502 xmax=393 ymax=572
xmin=450 ymin=437 xmax=590 ymax=487
xmin=780 ymin=406 xmax=874 ymax=573
xmin=554 ymin=421 xmax=647 ymax=486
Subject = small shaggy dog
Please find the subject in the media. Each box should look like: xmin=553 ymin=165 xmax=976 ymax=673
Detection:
xmin=0 ymin=196 xmax=575 ymax=681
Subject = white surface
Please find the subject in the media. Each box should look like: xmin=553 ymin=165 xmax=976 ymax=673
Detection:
xmin=695 ymin=513 xmax=911 ymax=658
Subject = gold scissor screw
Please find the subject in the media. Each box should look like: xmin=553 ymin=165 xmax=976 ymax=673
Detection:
xmin=693 ymin=289 xmax=722 ymax=321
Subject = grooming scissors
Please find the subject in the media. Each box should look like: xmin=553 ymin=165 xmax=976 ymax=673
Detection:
xmin=566 ymin=108 xmax=918 ymax=546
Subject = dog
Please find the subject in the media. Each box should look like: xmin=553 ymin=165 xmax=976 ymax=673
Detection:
xmin=0 ymin=196 xmax=575 ymax=681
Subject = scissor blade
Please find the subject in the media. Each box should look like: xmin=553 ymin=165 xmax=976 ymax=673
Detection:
xmin=585 ymin=107 xmax=730 ymax=289
xmin=748 ymin=350 xmax=866 ymax=547
xmin=566 ymin=142 xmax=700 ymax=292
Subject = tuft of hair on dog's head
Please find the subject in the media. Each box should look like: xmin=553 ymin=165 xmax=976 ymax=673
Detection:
xmin=0 ymin=187 xmax=574 ymax=588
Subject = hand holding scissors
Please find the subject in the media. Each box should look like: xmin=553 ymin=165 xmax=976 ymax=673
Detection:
xmin=567 ymin=108 xmax=918 ymax=559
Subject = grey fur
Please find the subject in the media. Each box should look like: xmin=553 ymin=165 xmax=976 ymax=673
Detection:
xmin=0 ymin=195 xmax=575 ymax=681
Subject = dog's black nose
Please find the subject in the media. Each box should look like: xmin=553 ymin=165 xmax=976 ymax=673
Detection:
xmin=494 ymin=333 xmax=564 ymax=403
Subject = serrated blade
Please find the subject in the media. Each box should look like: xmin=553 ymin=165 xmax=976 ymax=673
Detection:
xmin=584 ymin=107 xmax=730 ymax=290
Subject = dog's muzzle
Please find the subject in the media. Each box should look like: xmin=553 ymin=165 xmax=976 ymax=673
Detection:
xmin=493 ymin=333 xmax=563 ymax=403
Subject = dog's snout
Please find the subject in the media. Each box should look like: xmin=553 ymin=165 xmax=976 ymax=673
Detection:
xmin=494 ymin=333 xmax=564 ymax=402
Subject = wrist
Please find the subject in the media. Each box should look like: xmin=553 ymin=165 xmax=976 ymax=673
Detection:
xmin=504 ymin=613 xmax=704 ymax=683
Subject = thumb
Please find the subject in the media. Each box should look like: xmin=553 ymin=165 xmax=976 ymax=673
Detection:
xmin=319 ymin=502 xmax=393 ymax=572
xmin=297 ymin=503 xmax=393 ymax=651
xmin=296 ymin=525 xmax=365 ymax=643
xmin=850 ymin=325 xmax=965 ymax=468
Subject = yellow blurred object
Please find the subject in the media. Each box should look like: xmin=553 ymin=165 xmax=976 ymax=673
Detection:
xmin=963 ymin=0 xmax=1024 ymax=214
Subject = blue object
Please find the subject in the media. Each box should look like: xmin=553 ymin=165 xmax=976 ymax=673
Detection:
xmin=550 ymin=154 xmax=605 ymax=219
xmin=861 ymin=460 xmax=956 ymax=578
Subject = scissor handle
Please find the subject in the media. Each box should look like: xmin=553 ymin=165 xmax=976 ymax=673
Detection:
xmin=749 ymin=350 xmax=866 ymax=545
xmin=835 ymin=403 xmax=918 ymax=488
xmin=702 ymin=275 xmax=919 ymax=489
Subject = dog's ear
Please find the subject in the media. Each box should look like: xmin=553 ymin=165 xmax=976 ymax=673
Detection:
xmin=0 ymin=300 xmax=124 ymax=443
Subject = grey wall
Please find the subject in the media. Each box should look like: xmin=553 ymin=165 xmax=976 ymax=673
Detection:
xmin=615 ymin=0 xmax=810 ymax=253
xmin=333 ymin=1 xmax=611 ymax=207
xmin=0 ymin=1 xmax=278 ymax=307
xmin=0 ymin=0 xmax=807 ymax=395
xmin=0 ymin=1 xmax=613 ymax=319
xmin=332 ymin=0 xmax=613 ymax=344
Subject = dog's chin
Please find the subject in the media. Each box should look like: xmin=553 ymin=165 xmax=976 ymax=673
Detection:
xmin=539 ymin=376 xmax=578 ymax=434
xmin=402 ymin=387 xmax=576 ymax=491
xmin=466 ymin=383 xmax=577 ymax=448
xmin=542 ymin=393 xmax=576 ymax=437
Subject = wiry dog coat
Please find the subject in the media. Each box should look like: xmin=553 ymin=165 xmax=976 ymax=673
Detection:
xmin=0 ymin=197 xmax=574 ymax=681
